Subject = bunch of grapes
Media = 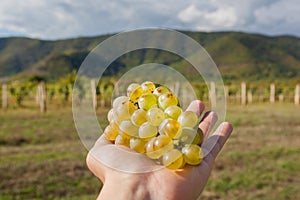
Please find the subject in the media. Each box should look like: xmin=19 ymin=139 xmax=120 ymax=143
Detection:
xmin=103 ymin=81 xmax=204 ymax=170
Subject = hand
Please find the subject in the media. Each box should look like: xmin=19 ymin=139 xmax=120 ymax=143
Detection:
xmin=86 ymin=100 xmax=233 ymax=200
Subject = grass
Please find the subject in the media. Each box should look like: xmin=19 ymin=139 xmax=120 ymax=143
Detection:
xmin=201 ymin=103 xmax=300 ymax=200
xmin=0 ymin=103 xmax=300 ymax=199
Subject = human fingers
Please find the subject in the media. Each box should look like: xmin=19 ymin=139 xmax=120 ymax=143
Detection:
xmin=201 ymin=122 xmax=233 ymax=165
xmin=186 ymin=100 xmax=205 ymax=116
xmin=198 ymin=111 xmax=218 ymax=140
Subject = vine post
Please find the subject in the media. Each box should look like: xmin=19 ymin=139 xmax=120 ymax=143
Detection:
xmin=38 ymin=82 xmax=47 ymax=113
xmin=241 ymin=82 xmax=246 ymax=105
xmin=2 ymin=84 xmax=8 ymax=110
xmin=91 ymin=79 xmax=97 ymax=110
xmin=270 ymin=83 xmax=275 ymax=103
xmin=295 ymin=84 xmax=300 ymax=106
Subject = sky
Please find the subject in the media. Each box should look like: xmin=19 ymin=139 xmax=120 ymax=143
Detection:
xmin=0 ymin=0 xmax=299 ymax=40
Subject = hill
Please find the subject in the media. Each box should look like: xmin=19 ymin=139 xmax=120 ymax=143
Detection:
xmin=0 ymin=31 xmax=299 ymax=82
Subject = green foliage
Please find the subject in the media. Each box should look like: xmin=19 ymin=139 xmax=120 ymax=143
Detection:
xmin=8 ymin=81 xmax=33 ymax=106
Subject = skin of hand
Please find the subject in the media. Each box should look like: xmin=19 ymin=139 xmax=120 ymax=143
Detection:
xmin=86 ymin=100 xmax=233 ymax=200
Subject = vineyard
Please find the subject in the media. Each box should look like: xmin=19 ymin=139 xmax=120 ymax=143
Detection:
xmin=0 ymin=26 xmax=299 ymax=200
xmin=1 ymin=72 xmax=299 ymax=112
xmin=0 ymin=70 xmax=299 ymax=199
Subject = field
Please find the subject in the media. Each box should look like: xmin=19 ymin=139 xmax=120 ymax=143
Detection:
xmin=0 ymin=103 xmax=299 ymax=200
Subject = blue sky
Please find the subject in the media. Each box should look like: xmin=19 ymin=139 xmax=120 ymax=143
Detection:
xmin=0 ymin=0 xmax=299 ymax=40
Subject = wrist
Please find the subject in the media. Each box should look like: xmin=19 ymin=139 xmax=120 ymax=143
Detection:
xmin=97 ymin=174 xmax=151 ymax=200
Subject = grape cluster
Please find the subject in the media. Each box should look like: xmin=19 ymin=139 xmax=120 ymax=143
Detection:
xmin=103 ymin=81 xmax=204 ymax=170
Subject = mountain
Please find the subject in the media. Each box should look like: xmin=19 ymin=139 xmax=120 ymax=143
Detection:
xmin=0 ymin=31 xmax=299 ymax=82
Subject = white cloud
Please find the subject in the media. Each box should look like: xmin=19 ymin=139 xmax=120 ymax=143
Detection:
xmin=253 ymin=0 xmax=300 ymax=35
xmin=0 ymin=0 xmax=299 ymax=39
xmin=178 ymin=3 xmax=237 ymax=28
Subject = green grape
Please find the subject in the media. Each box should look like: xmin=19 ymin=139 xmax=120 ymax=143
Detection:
xmin=107 ymin=108 xmax=114 ymax=122
xmin=153 ymin=86 xmax=169 ymax=96
xmin=145 ymin=137 xmax=158 ymax=159
xmin=119 ymin=120 xmax=139 ymax=138
xmin=197 ymin=128 xmax=204 ymax=145
xmin=139 ymin=122 xmax=158 ymax=140
xmin=127 ymin=83 xmax=140 ymax=97
xmin=110 ymin=120 xmax=119 ymax=131
xmin=115 ymin=134 xmax=130 ymax=147
xmin=128 ymin=84 xmax=144 ymax=103
xmin=160 ymin=119 xmax=182 ymax=138
xmin=146 ymin=107 xmax=165 ymax=126
xmin=145 ymin=135 xmax=173 ymax=159
xmin=153 ymin=135 xmax=173 ymax=151
xmin=114 ymin=99 xmax=137 ymax=123
xmin=164 ymin=105 xmax=182 ymax=120
xmin=138 ymin=94 xmax=157 ymax=111
xmin=182 ymin=144 xmax=203 ymax=165
xmin=158 ymin=118 xmax=171 ymax=134
xmin=130 ymin=138 xmax=146 ymax=153
xmin=162 ymin=149 xmax=184 ymax=170
xmin=177 ymin=111 xmax=199 ymax=128
xmin=179 ymin=127 xmax=203 ymax=145
xmin=131 ymin=109 xmax=147 ymax=126
xmin=106 ymin=81 xmax=204 ymax=169
xmin=112 ymin=96 xmax=129 ymax=108
xmin=141 ymin=81 xmax=156 ymax=94
xmin=158 ymin=92 xmax=178 ymax=110
xmin=103 ymin=124 xmax=118 ymax=141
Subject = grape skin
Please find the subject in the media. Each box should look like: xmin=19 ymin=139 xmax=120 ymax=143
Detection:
xmin=141 ymin=81 xmax=156 ymax=94
xmin=158 ymin=92 xmax=178 ymax=110
xmin=153 ymin=86 xmax=169 ymax=96
xmin=177 ymin=111 xmax=199 ymax=128
xmin=128 ymin=85 xmax=144 ymax=103
xmin=178 ymin=127 xmax=203 ymax=145
xmin=138 ymin=94 xmax=157 ymax=111
xmin=127 ymin=83 xmax=140 ymax=97
xmin=115 ymin=134 xmax=130 ymax=147
xmin=103 ymin=124 xmax=118 ymax=141
xmin=112 ymin=96 xmax=129 ymax=108
xmin=145 ymin=135 xmax=173 ymax=159
xmin=160 ymin=119 xmax=182 ymax=139
xmin=119 ymin=120 xmax=139 ymax=138
xmin=164 ymin=105 xmax=182 ymax=120
xmin=130 ymin=138 xmax=146 ymax=153
xmin=162 ymin=149 xmax=184 ymax=170
xmin=114 ymin=99 xmax=137 ymax=123
xmin=139 ymin=122 xmax=158 ymax=140
xmin=146 ymin=107 xmax=166 ymax=126
xmin=182 ymin=144 xmax=203 ymax=165
xmin=107 ymin=109 xmax=114 ymax=122
xmin=131 ymin=109 xmax=147 ymax=126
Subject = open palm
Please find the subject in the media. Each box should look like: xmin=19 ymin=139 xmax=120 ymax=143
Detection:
xmin=87 ymin=100 xmax=233 ymax=200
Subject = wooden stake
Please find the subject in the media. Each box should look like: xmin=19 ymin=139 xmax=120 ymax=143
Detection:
xmin=270 ymin=83 xmax=275 ymax=103
xmin=91 ymin=79 xmax=97 ymax=110
xmin=210 ymin=81 xmax=216 ymax=108
xmin=241 ymin=82 xmax=246 ymax=105
xmin=2 ymin=84 xmax=8 ymax=109
xmin=295 ymin=84 xmax=300 ymax=106
xmin=38 ymin=82 xmax=46 ymax=113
